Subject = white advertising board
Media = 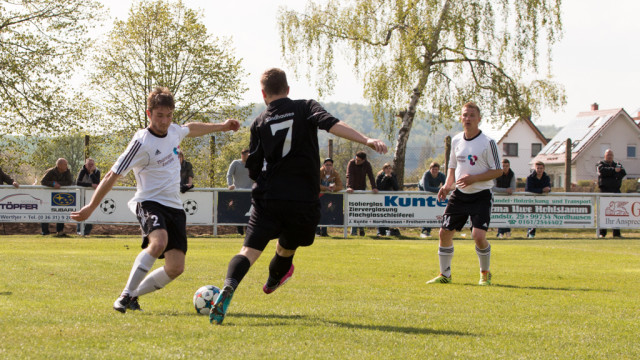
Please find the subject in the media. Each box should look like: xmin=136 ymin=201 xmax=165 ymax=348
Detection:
xmin=0 ymin=188 xmax=80 ymax=223
xmin=491 ymin=195 xmax=595 ymax=228
xmin=597 ymin=196 xmax=640 ymax=229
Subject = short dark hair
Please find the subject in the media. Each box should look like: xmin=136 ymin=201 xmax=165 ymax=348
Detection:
xmin=502 ymin=159 xmax=510 ymax=164
xmin=147 ymin=87 xmax=175 ymax=113
xmin=241 ymin=148 xmax=250 ymax=154
xmin=535 ymin=161 xmax=545 ymax=167
xmin=261 ymin=68 xmax=289 ymax=97
xmin=355 ymin=151 xmax=367 ymax=160
xmin=429 ymin=162 xmax=440 ymax=169
xmin=323 ymin=158 xmax=333 ymax=165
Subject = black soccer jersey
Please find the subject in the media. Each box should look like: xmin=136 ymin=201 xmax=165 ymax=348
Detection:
xmin=246 ymin=97 xmax=340 ymax=202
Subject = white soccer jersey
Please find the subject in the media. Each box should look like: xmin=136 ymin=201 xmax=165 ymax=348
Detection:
xmin=111 ymin=123 xmax=190 ymax=213
xmin=449 ymin=130 xmax=502 ymax=194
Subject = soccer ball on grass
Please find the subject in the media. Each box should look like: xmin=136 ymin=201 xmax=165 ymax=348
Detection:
xmin=193 ymin=285 xmax=220 ymax=315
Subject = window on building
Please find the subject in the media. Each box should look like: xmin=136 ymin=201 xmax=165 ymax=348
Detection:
xmin=503 ymin=143 xmax=518 ymax=157
xmin=628 ymin=145 xmax=637 ymax=158
xmin=531 ymin=143 xmax=542 ymax=157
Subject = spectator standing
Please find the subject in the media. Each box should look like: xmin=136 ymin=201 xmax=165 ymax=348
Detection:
xmin=492 ymin=159 xmax=516 ymax=238
xmin=179 ymin=151 xmax=194 ymax=193
xmin=597 ymin=149 xmax=626 ymax=238
xmin=0 ymin=167 xmax=19 ymax=188
xmin=41 ymin=158 xmax=73 ymax=236
xmin=346 ymin=151 xmax=378 ymax=236
xmin=419 ymin=162 xmax=446 ymax=237
xmin=317 ymin=158 xmax=343 ymax=237
xmin=75 ymin=158 xmax=101 ymax=236
xmin=525 ymin=161 xmax=551 ymax=238
xmin=227 ymin=148 xmax=253 ymax=235
xmin=376 ymin=163 xmax=400 ymax=236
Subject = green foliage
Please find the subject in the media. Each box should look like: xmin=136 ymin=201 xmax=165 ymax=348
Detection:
xmin=278 ymin=0 xmax=566 ymax=185
xmin=0 ymin=0 xmax=105 ymax=134
xmin=90 ymin=0 xmax=250 ymax=133
xmin=621 ymin=179 xmax=638 ymax=193
xmin=1 ymin=235 xmax=640 ymax=358
xmin=29 ymin=134 xmax=86 ymax=181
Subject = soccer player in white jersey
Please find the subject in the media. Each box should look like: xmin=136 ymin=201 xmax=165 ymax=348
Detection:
xmin=71 ymin=87 xmax=239 ymax=312
xmin=426 ymin=102 xmax=502 ymax=286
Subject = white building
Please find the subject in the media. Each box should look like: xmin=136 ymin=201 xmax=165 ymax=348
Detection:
xmin=479 ymin=117 xmax=548 ymax=179
xmin=532 ymin=104 xmax=640 ymax=187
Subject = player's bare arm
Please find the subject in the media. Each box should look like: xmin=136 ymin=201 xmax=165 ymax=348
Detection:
xmin=186 ymin=119 xmax=240 ymax=137
xmin=70 ymin=171 xmax=122 ymax=221
xmin=437 ymin=168 xmax=456 ymax=201
xmin=456 ymin=169 xmax=503 ymax=188
xmin=328 ymin=121 xmax=388 ymax=154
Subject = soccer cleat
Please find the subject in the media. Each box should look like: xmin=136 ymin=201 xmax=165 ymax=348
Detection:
xmin=210 ymin=285 xmax=235 ymax=325
xmin=479 ymin=271 xmax=492 ymax=286
xmin=263 ymin=264 xmax=294 ymax=294
xmin=113 ymin=294 xmax=134 ymax=313
xmin=127 ymin=296 xmax=142 ymax=311
xmin=426 ymin=273 xmax=452 ymax=284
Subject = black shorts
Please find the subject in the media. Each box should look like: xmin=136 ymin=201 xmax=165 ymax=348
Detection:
xmin=441 ymin=189 xmax=493 ymax=231
xmin=136 ymin=201 xmax=187 ymax=259
xmin=244 ymin=199 xmax=321 ymax=252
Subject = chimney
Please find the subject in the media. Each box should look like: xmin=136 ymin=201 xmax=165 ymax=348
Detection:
xmin=591 ymin=103 xmax=599 ymax=111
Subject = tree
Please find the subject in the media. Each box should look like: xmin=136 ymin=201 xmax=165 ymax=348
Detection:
xmin=90 ymin=0 xmax=249 ymax=132
xmin=0 ymin=0 xmax=103 ymax=134
xmin=278 ymin=0 xmax=566 ymax=185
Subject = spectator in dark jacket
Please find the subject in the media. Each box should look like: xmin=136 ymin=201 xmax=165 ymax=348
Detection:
xmin=376 ymin=163 xmax=399 ymax=236
xmin=0 ymin=167 xmax=19 ymax=188
xmin=597 ymin=149 xmax=626 ymax=238
xmin=75 ymin=158 xmax=101 ymax=236
xmin=346 ymin=151 xmax=378 ymax=236
xmin=525 ymin=161 xmax=551 ymax=238
xmin=492 ymin=159 xmax=516 ymax=238
xmin=41 ymin=158 xmax=74 ymax=236
xmin=419 ymin=162 xmax=445 ymax=237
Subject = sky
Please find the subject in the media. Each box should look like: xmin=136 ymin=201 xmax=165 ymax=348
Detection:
xmin=98 ymin=0 xmax=640 ymax=126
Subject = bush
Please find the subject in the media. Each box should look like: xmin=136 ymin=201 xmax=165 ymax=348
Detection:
xmin=621 ymin=179 xmax=638 ymax=193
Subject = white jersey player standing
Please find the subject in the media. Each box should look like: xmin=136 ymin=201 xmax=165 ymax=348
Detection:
xmin=427 ymin=102 xmax=502 ymax=286
xmin=71 ymin=87 xmax=239 ymax=312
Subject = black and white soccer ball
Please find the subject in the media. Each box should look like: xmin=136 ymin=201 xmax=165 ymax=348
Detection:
xmin=100 ymin=198 xmax=116 ymax=214
xmin=193 ymin=285 xmax=220 ymax=315
xmin=183 ymin=199 xmax=198 ymax=215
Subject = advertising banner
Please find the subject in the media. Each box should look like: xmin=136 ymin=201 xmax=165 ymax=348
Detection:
xmin=347 ymin=193 xmax=449 ymax=227
xmin=217 ymin=191 xmax=252 ymax=225
xmin=318 ymin=192 xmax=344 ymax=226
xmin=0 ymin=188 xmax=80 ymax=223
xmin=492 ymin=195 xmax=594 ymax=228
xmin=85 ymin=189 xmax=213 ymax=225
xmin=597 ymin=196 xmax=640 ymax=229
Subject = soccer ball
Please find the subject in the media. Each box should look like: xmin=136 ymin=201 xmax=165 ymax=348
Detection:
xmin=100 ymin=198 xmax=116 ymax=214
xmin=183 ymin=199 xmax=198 ymax=215
xmin=193 ymin=285 xmax=220 ymax=315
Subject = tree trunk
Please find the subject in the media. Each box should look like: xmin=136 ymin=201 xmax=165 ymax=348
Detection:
xmin=392 ymin=0 xmax=450 ymax=187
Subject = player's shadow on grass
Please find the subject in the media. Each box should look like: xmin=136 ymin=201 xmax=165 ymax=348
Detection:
xmin=491 ymin=283 xmax=611 ymax=292
xmin=231 ymin=312 xmax=307 ymax=321
xmin=0 ymin=291 xmax=12 ymax=296
xmin=323 ymin=320 xmax=473 ymax=336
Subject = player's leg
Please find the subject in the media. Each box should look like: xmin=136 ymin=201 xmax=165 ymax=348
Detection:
xmin=425 ymin=227 xmax=455 ymax=283
xmin=427 ymin=190 xmax=467 ymax=284
xmin=470 ymin=190 xmax=492 ymax=285
xmin=263 ymin=242 xmax=296 ymax=294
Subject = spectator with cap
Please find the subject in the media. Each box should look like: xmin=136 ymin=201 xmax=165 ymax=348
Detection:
xmin=316 ymin=158 xmax=343 ymax=237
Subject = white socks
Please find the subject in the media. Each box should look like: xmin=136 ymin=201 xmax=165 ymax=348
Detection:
xmin=133 ymin=267 xmax=173 ymax=297
xmin=122 ymin=251 xmax=156 ymax=296
xmin=438 ymin=246 xmax=454 ymax=277
xmin=476 ymin=244 xmax=491 ymax=272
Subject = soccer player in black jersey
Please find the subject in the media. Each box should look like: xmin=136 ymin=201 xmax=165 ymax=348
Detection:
xmin=210 ymin=68 xmax=387 ymax=324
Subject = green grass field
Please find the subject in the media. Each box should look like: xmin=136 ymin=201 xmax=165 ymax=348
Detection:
xmin=1 ymin=231 xmax=639 ymax=359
